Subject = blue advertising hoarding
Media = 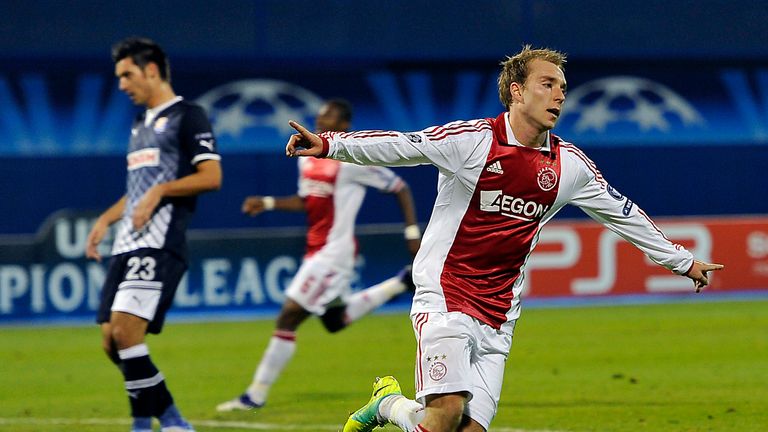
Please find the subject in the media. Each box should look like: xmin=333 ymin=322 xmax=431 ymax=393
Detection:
xmin=0 ymin=211 xmax=414 ymax=324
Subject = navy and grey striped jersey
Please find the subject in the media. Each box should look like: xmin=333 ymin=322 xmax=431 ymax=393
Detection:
xmin=111 ymin=96 xmax=220 ymax=260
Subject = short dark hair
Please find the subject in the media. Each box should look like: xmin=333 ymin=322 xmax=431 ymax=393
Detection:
xmin=111 ymin=37 xmax=171 ymax=82
xmin=326 ymin=98 xmax=353 ymax=123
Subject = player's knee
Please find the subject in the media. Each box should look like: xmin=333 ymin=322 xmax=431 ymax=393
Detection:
xmin=100 ymin=325 xmax=121 ymax=365
xmin=275 ymin=300 xmax=311 ymax=330
xmin=109 ymin=322 xmax=143 ymax=348
xmin=425 ymin=393 xmax=468 ymax=430
xmin=276 ymin=311 xmax=305 ymax=331
xmin=320 ymin=306 xmax=347 ymax=333
xmin=110 ymin=324 xmax=128 ymax=346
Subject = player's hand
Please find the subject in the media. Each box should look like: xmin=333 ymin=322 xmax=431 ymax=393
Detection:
xmin=685 ymin=260 xmax=724 ymax=293
xmin=242 ymin=196 xmax=267 ymax=216
xmin=85 ymin=219 xmax=108 ymax=262
xmin=286 ymin=120 xmax=324 ymax=157
xmin=133 ymin=185 xmax=164 ymax=231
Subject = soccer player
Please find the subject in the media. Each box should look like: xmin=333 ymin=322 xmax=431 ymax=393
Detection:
xmin=216 ymin=99 xmax=421 ymax=412
xmin=285 ymin=46 xmax=724 ymax=432
xmin=86 ymin=37 xmax=222 ymax=432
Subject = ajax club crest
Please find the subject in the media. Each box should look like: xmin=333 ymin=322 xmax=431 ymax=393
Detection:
xmin=537 ymin=167 xmax=558 ymax=191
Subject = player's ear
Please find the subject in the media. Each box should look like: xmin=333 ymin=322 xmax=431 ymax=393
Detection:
xmin=510 ymin=82 xmax=523 ymax=103
xmin=145 ymin=62 xmax=160 ymax=80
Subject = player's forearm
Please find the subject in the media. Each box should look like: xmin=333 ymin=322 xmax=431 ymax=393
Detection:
xmin=325 ymin=132 xmax=429 ymax=167
xmin=396 ymin=184 xmax=419 ymax=227
xmin=583 ymin=205 xmax=693 ymax=275
xmin=97 ymin=196 xmax=127 ymax=226
xmin=271 ymin=195 xmax=305 ymax=212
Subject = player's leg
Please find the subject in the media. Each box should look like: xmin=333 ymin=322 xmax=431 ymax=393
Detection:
xmin=97 ymin=255 xmax=125 ymax=366
xmin=101 ymin=321 xmax=121 ymax=365
xmin=457 ymin=417 xmax=486 ymax=432
xmin=343 ymin=375 xmax=422 ymax=432
xmin=456 ymin=412 xmax=488 ymax=432
xmin=319 ymin=304 xmax=347 ymax=332
xmin=419 ymin=392 xmax=470 ymax=432
xmin=341 ymin=265 xmax=414 ymax=325
xmin=242 ymin=299 xmax=310 ymax=407
xmin=377 ymin=388 xmax=425 ymax=431
xmin=107 ymin=249 xmax=191 ymax=432
xmin=97 ymin=255 xmax=152 ymax=431
xmin=411 ymin=312 xmax=479 ymax=432
xmin=218 ymin=259 xmax=324 ymax=412
xmin=343 ymin=312 xmax=476 ymax=432
xmin=108 ymin=311 xmax=155 ymax=432
xmin=458 ymin=320 xmax=513 ymax=432
xmin=217 ymin=299 xmax=309 ymax=411
xmin=342 ymin=377 xmax=467 ymax=432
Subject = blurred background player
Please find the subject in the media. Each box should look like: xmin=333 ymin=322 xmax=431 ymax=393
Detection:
xmin=216 ymin=99 xmax=421 ymax=412
xmin=285 ymin=47 xmax=724 ymax=432
xmin=86 ymin=37 xmax=222 ymax=432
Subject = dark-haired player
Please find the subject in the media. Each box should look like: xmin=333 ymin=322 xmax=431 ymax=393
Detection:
xmin=86 ymin=37 xmax=222 ymax=432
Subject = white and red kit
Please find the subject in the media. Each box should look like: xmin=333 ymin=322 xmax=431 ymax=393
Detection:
xmin=318 ymin=112 xmax=694 ymax=333
xmin=285 ymin=157 xmax=405 ymax=314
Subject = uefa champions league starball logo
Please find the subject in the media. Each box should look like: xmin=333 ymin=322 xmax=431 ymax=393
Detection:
xmin=196 ymin=79 xmax=324 ymax=152
xmin=560 ymin=76 xmax=705 ymax=135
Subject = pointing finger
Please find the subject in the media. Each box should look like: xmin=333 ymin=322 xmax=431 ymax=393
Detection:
xmin=288 ymin=120 xmax=312 ymax=137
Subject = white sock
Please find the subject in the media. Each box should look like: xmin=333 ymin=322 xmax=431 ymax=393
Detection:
xmin=246 ymin=331 xmax=296 ymax=404
xmin=378 ymin=395 xmax=425 ymax=431
xmin=344 ymin=276 xmax=406 ymax=323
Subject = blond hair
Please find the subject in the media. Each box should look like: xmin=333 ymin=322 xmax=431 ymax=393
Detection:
xmin=498 ymin=45 xmax=566 ymax=109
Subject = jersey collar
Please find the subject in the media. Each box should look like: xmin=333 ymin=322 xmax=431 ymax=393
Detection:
xmin=499 ymin=111 xmax=551 ymax=152
xmin=144 ymin=96 xmax=183 ymax=127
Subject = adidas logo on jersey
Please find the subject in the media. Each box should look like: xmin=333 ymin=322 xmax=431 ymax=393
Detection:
xmin=486 ymin=161 xmax=504 ymax=174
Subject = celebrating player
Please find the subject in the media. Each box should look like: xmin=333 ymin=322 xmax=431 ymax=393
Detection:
xmin=216 ymin=99 xmax=421 ymax=412
xmin=285 ymin=46 xmax=724 ymax=432
xmin=86 ymin=37 xmax=222 ymax=432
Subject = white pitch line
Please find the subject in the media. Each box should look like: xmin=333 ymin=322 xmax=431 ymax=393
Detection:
xmin=0 ymin=417 xmax=567 ymax=431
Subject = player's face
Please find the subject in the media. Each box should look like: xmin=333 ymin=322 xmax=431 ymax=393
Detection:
xmin=518 ymin=59 xmax=567 ymax=132
xmin=315 ymin=105 xmax=348 ymax=133
xmin=115 ymin=57 xmax=152 ymax=106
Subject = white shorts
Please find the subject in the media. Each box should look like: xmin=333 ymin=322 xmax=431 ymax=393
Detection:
xmin=111 ymin=281 xmax=162 ymax=321
xmin=412 ymin=311 xmax=514 ymax=430
xmin=284 ymin=255 xmax=352 ymax=315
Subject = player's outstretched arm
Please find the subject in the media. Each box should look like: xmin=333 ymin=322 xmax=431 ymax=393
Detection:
xmin=286 ymin=120 xmax=325 ymax=157
xmin=685 ymin=260 xmax=725 ymax=293
xmin=241 ymin=195 xmax=304 ymax=216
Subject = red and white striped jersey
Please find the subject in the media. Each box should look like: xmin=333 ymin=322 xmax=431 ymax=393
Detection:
xmin=297 ymin=157 xmax=405 ymax=268
xmin=319 ymin=112 xmax=693 ymax=333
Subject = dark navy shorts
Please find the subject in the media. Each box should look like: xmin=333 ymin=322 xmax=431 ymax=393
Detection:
xmin=96 ymin=248 xmax=187 ymax=334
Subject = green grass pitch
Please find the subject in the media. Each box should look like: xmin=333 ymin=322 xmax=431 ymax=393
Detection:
xmin=1 ymin=300 xmax=766 ymax=431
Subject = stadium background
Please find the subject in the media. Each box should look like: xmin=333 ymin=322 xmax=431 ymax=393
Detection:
xmin=1 ymin=0 xmax=767 ymax=323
